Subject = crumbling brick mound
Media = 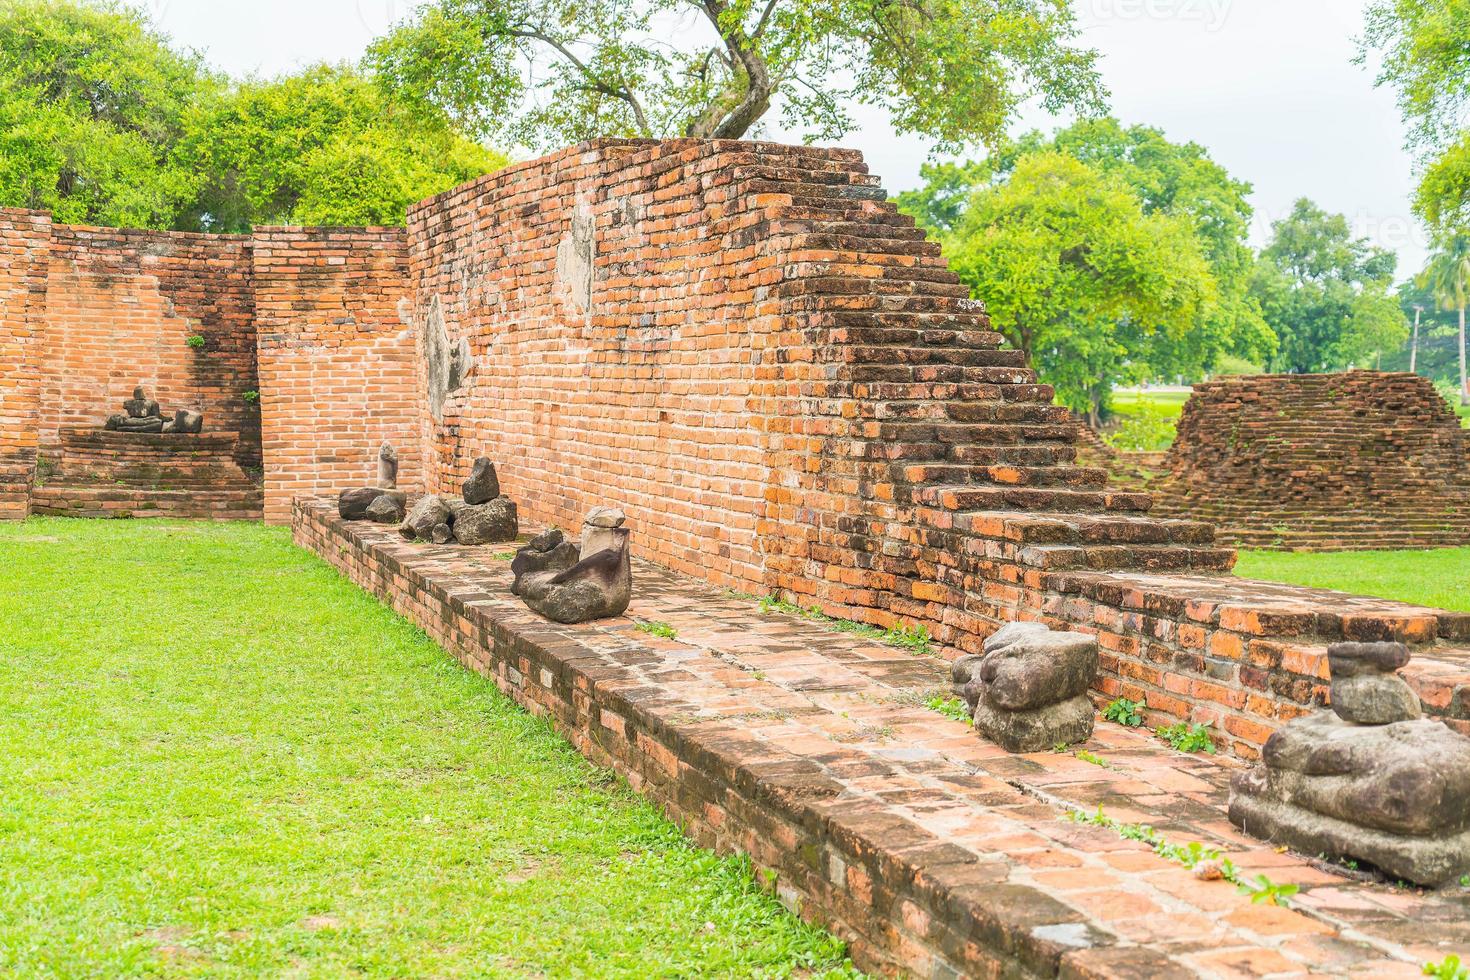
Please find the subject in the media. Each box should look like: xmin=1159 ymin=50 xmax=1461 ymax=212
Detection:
xmin=30 ymin=427 xmax=262 ymax=520
xmin=1150 ymin=371 xmax=1470 ymax=550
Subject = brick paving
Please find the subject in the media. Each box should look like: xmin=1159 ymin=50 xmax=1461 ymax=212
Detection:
xmin=297 ymin=499 xmax=1470 ymax=978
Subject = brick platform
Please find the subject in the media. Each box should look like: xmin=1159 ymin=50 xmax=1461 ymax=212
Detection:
xmin=32 ymin=427 xmax=262 ymax=520
xmin=294 ymin=498 xmax=1470 ymax=978
xmin=1148 ymin=373 xmax=1470 ymax=550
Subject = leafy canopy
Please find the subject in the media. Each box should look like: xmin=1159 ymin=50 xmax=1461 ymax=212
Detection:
xmin=367 ymin=0 xmax=1107 ymax=152
xmin=1360 ymin=0 xmax=1470 ymax=233
xmin=926 ymin=150 xmax=1216 ymax=422
xmin=0 ymin=0 xmax=504 ymax=231
xmin=1250 ymin=199 xmax=1407 ymax=374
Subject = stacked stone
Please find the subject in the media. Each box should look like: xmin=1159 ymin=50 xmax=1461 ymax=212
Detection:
xmin=104 ymin=386 xmax=203 ymax=434
xmin=511 ymin=507 xmax=631 ymax=624
xmin=1150 ymin=372 xmax=1470 ymax=550
xmin=396 ymin=456 xmax=518 ymax=546
xmin=1229 ymin=641 xmax=1470 ymax=885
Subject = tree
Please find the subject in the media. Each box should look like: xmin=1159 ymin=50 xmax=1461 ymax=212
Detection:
xmin=1360 ymin=0 xmax=1470 ymax=234
xmin=0 ymin=1 xmax=505 ymax=231
xmin=1250 ymin=199 xmax=1408 ymax=374
xmin=1422 ymin=234 xmax=1470 ymax=405
xmin=177 ymin=65 xmax=505 ymax=230
xmin=935 ymin=151 xmax=1216 ymax=425
xmin=0 ymin=0 xmax=217 ymax=228
xmin=897 ymin=118 xmax=1275 ymax=387
xmin=367 ymin=0 xmax=1107 ymax=152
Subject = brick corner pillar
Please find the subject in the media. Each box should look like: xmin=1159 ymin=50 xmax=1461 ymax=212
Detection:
xmin=251 ymin=225 xmax=421 ymax=525
xmin=0 ymin=208 xmax=52 ymax=521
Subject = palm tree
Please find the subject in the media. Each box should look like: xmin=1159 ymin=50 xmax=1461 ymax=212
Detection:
xmin=1422 ymin=233 xmax=1470 ymax=405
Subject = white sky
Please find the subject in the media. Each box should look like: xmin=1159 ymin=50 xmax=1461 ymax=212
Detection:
xmin=140 ymin=0 xmax=1430 ymax=277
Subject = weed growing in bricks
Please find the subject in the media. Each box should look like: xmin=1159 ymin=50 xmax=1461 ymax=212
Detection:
xmin=1062 ymin=805 xmax=1268 ymax=894
xmin=1103 ymin=697 xmax=1144 ymax=727
xmin=1461 ymin=874 xmax=1470 ymax=888
xmin=491 ymin=551 xmax=515 ymax=560
xmin=1237 ymin=873 xmax=1300 ymax=907
xmin=242 ymin=389 xmax=260 ymax=403
xmin=186 ymin=333 xmax=206 ymax=350
xmin=1074 ymin=750 xmax=1111 ymax=768
xmin=925 ymin=695 xmax=970 ymax=723
xmin=636 ymin=620 xmax=677 ymax=640
xmin=1156 ymin=721 xmax=1216 ymax=754
xmin=754 ymin=595 xmax=934 ymax=656
xmin=1423 ymin=954 xmax=1468 ymax=980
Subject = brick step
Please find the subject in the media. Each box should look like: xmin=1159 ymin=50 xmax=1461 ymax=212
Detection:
xmin=32 ymin=484 xmax=264 ymax=521
xmin=828 ymin=327 xmax=1007 ymax=350
xmin=866 ymin=400 xmax=1075 ymax=426
xmin=786 ymin=258 xmax=963 ymax=284
xmin=917 ymin=484 xmax=1154 ymax=513
xmin=1014 ymin=542 xmax=1237 ymax=573
xmin=739 ymin=177 xmax=891 ymax=203
xmin=861 ymin=418 xmax=1075 ymax=444
xmin=834 ymin=346 xmax=1024 ymax=368
xmin=771 ymin=217 xmax=927 ymax=241
xmin=897 ymin=462 xmax=1108 ymax=488
xmin=847 ymin=364 xmax=1037 ymax=385
xmin=796 ymin=294 xmax=983 ymax=315
xmin=731 ymin=163 xmax=882 ymax=187
xmin=825 ymin=310 xmax=993 ymax=332
xmin=779 ymin=276 xmax=972 ymax=300
xmin=960 ymin=510 xmax=1215 ymax=546
xmin=854 ymin=382 xmax=1056 ymax=405
xmin=793 ymin=233 xmax=945 ymax=258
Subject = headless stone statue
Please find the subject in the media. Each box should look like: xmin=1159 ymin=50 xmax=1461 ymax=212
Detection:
xmin=1229 ymin=641 xmax=1470 ymax=885
xmin=104 ymin=385 xmax=201 ymax=434
xmin=339 ymin=442 xmax=407 ymax=523
xmin=514 ymin=508 xmax=632 ymax=623
xmin=377 ymin=443 xmax=398 ymax=490
xmin=952 ymin=622 xmax=1098 ymax=753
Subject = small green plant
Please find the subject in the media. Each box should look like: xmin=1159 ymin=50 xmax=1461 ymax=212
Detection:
xmin=1066 ymin=807 xmax=1241 ymax=885
xmin=1237 ymin=873 xmax=1299 ymax=907
xmin=242 ymin=389 xmax=260 ymax=403
xmin=1423 ymin=954 xmax=1468 ymax=980
xmin=925 ymin=695 xmax=970 ymax=723
xmin=754 ymin=595 xmax=933 ymax=656
xmin=492 ymin=551 xmax=516 ymax=561
xmin=1074 ymin=749 xmax=1111 ymax=768
xmin=1460 ymin=874 xmax=1470 ymax=888
xmin=186 ymin=333 xmax=206 ymax=350
xmin=635 ymin=620 xmax=677 ymax=640
xmin=1156 ymin=721 xmax=1216 ymax=754
xmin=1103 ymin=697 xmax=1144 ymax=727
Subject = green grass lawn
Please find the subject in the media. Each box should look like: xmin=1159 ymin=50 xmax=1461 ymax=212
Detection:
xmin=1235 ymin=547 xmax=1470 ymax=612
xmin=0 ymin=519 xmax=856 ymax=978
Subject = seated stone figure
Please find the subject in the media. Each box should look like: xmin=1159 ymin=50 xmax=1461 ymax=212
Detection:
xmin=952 ymin=621 xmax=1098 ymax=753
xmin=1229 ymin=641 xmax=1470 ymax=886
xmin=104 ymin=386 xmax=204 ymax=434
xmin=514 ymin=508 xmax=631 ymax=624
xmin=339 ymin=444 xmax=407 ymax=523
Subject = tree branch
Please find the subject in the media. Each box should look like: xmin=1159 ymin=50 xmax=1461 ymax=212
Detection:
xmin=507 ymin=27 xmax=651 ymax=134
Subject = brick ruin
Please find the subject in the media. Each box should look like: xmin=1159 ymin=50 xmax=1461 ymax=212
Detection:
xmin=1144 ymin=371 xmax=1470 ymax=550
xmin=5 ymin=139 xmax=1470 ymax=976
xmin=2 ymin=140 xmax=1467 ymax=756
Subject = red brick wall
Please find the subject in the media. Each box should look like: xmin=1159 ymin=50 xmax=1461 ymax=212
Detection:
xmin=406 ymin=141 xmax=800 ymax=590
xmin=37 ymin=225 xmax=260 ymax=469
xmin=0 ymin=209 xmax=51 ymax=519
xmin=254 ymin=227 xmax=420 ymax=525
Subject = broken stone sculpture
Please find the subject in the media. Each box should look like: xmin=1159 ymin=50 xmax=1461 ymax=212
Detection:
xmin=424 ymin=294 xmax=472 ymax=422
xmin=104 ymin=386 xmax=203 ymax=434
xmin=338 ymin=444 xmax=407 ymax=523
xmin=515 ymin=508 xmax=632 ymax=624
xmin=952 ymin=621 xmax=1098 ymax=753
xmin=1229 ymin=641 xmax=1470 ymax=886
xmin=394 ymin=456 xmax=518 ymax=545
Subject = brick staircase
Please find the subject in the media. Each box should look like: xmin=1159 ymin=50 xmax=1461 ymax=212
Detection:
xmin=740 ymin=145 xmax=1235 ymax=652
xmin=1148 ymin=372 xmax=1470 ymax=550
xmin=32 ymin=427 xmax=263 ymax=520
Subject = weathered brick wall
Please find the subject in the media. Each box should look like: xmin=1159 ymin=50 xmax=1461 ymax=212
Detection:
xmin=36 ymin=225 xmax=261 ymax=470
xmin=0 ymin=209 xmax=51 ymax=519
xmin=1150 ymin=371 xmax=1470 ymax=549
xmin=254 ymin=227 xmax=420 ymax=525
xmin=406 ymin=141 xmax=812 ymax=590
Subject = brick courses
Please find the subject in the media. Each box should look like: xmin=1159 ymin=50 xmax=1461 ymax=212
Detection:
xmin=253 ymin=226 xmax=419 ymax=524
xmin=1148 ymin=371 xmax=1470 ymax=550
xmin=0 ymin=210 xmax=49 ymax=520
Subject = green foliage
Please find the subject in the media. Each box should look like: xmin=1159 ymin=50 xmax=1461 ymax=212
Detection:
xmin=0 ymin=518 xmax=856 ymax=976
xmin=925 ymin=695 xmax=971 ymax=723
xmin=1424 ymin=955 xmax=1469 ymax=980
xmin=1212 ymin=354 xmax=1264 ymax=377
xmin=919 ymin=150 xmax=1216 ymax=422
xmin=368 ymin=0 xmax=1106 ymax=152
xmin=1074 ymin=749 xmax=1110 ymax=768
xmin=0 ymin=1 xmax=504 ymax=231
xmin=1102 ymin=697 xmax=1144 ymax=727
xmin=1361 ymin=0 xmax=1470 ymax=234
xmin=1237 ymin=873 xmax=1300 ymax=908
xmin=1104 ymin=411 xmax=1177 ymax=453
xmin=0 ymin=0 xmax=217 ymax=227
xmin=1064 ymin=806 xmax=1242 ymax=884
xmin=1250 ymin=199 xmax=1408 ymax=374
xmin=241 ymin=389 xmax=259 ymax=404
xmin=185 ymin=333 xmax=205 ymax=350
xmin=1155 ymin=721 xmax=1215 ymax=754
xmin=635 ymin=620 xmax=677 ymax=640
xmin=755 ymin=595 xmax=934 ymax=656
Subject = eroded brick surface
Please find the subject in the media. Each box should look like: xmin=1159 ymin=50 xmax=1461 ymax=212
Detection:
xmin=295 ymin=499 xmax=1470 ymax=979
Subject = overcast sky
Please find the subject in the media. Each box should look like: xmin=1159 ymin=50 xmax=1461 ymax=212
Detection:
xmin=141 ymin=0 xmax=1429 ymax=276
